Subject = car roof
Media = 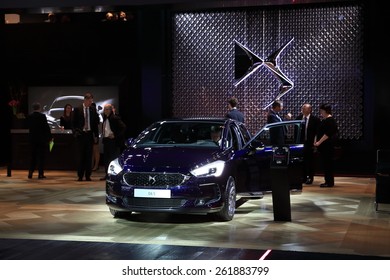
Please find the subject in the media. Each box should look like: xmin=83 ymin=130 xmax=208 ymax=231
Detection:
xmin=157 ymin=117 xmax=229 ymax=124
xmin=53 ymin=95 xmax=83 ymax=101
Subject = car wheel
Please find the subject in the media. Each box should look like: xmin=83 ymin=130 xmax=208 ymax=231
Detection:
xmin=109 ymin=208 xmax=131 ymax=218
xmin=213 ymin=176 xmax=236 ymax=221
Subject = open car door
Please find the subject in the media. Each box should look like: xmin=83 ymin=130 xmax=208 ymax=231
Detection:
xmin=235 ymin=120 xmax=305 ymax=194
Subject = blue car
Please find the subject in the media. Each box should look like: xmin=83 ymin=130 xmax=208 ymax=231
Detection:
xmin=106 ymin=118 xmax=305 ymax=221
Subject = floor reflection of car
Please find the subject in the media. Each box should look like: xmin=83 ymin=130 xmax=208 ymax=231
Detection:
xmin=106 ymin=118 xmax=305 ymax=221
xmin=42 ymin=95 xmax=113 ymax=129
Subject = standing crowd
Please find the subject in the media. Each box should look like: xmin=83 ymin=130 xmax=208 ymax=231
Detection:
xmin=27 ymin=93 xmax=338 ymax=187
xmin=27 ymin=92 xmax=126 ymax=182
xmin=266 ymin=99 xmax=338 ymax=188
xmin=222 ymin=95 xmax=339 ymax=188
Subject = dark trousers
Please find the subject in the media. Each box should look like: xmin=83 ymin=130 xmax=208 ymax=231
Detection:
xmin=318 ymin=143 xmax=334 ymax=185
xmin=75 ymin=131 xmax=94 ymax=179
xmin=302 ymin=143 xmax=315 ymax=180
xmin=103 ymin=138 xmax=120 ymax=175
xmin=29 ymin=142 xmax=46 ymax=176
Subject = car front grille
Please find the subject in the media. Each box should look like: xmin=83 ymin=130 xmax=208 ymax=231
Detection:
xmin=123 ymin=197 xmax=186 ymax=208
xmin=123 ymin=172 xmax=188 ymax=187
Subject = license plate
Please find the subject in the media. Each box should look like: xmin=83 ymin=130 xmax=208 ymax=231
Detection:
xmin=134 ymin=189 xmax=171 ymax=198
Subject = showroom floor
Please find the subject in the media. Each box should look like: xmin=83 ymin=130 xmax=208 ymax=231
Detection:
xmin=1 ymin=168 xmax=390 ymax=260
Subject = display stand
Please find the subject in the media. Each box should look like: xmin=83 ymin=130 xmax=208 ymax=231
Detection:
xmin=375 ymin=149 xmax=390 ymax=211
xmin=8 ymin=129 xmax=77 ymax=174
xmin=270 ymin=146 xmax=292 ymax=221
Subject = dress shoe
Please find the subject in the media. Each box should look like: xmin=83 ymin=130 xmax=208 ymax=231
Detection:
xmin=77 ymin=177 xmax=83 ymax=181
xmin=28 ymin=174 xmax=32 ymax=179
xmin=38 ymin=175 xmax=46 ymax=179
xmin=86 ymin=177 xmax=92 ymax=181
xmin=320 ymin=183 xmax=334 ymax=188
xmin=305 ymin=178 xmax=313 ymax=185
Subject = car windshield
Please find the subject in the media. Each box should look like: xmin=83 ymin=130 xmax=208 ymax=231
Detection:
xmin=133 ymin=120 xmax=226 ymax=148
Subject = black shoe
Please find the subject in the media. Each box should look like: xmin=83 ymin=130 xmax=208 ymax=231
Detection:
xmin=320 ymin=183 xmax=333 ymax=188
xmin=77 ymin=177 xmax=83 ymax=181
xmin=86 ymin=177 xmax=92 ymax=181
xmin=28 ymin=174 xmax=32 ymax=179
xmin=38 ymin=175 xmax=46 ymax=179
xmin=305 ymin=178 xmax=313 ymax=184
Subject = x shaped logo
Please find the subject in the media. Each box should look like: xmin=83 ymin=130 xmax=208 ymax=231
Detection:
xmin=234 ymin=38 xmax=294 ymax=109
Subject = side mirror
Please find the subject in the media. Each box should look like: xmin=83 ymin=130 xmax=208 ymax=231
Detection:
xmin=247 ymin=139 xmax=265 ymax=155
xmin=250 ymin=139 xmax=265 ymax=150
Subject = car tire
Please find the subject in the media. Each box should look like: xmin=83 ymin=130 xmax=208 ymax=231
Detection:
xmin=213 ymin=176 xmax=236 ymax=221
xmin=109 ymin=208 xmax=131 ymax=218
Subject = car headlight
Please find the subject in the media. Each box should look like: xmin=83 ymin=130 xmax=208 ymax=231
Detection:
xmin=108 ymin=158 xmax=123 ymax=175
xmin=190 ymin=160 xmax=225 ymax=177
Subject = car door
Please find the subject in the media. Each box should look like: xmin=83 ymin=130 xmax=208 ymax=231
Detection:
xmin=234 ymin=120 xmax=305 ymax=193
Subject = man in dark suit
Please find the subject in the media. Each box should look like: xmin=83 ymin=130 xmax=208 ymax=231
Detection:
xmin=27 ymin=102 xmax=52 ymax=179
xmin=225 ymin=97 xmax=245 ymax=123
xmin=296 ymin=103 xmax=320 ymax=184
xmin=72 ymin=92 xmax=99 ymax=181
xmin=100 ymin=104 xmax=127 ymax=180
xmin=267 ymin=100 xmax=290 ymax=145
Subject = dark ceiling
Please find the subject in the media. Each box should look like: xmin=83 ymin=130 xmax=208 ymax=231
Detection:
xmin=0 ymin=0 xmax=355 ymax=13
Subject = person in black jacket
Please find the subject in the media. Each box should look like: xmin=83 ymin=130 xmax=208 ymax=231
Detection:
xmin=27 ymin=102 xmax=52 ymax=179
xmin=72 ymin=92 xmax=99 ymax=181
xmin=267 ymin=100 xmax=291 ymax=145
xmin=295 ymin=103 xmax=321 ymax=184
xmin=314 ymin=103 xmax=339 ymax=188
xmin=225 ymin=97 xmax=245 ymax=123
xmin=59 ymin=103 xmax=73 ymax=130
xmin=100 ymin=104 xmax=127 ymax=180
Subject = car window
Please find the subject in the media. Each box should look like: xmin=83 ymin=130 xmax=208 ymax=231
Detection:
xmin=238 ymin=123 xmax=252 ymax=144
xmin=257 ymin=122 xmax=302 ymax=146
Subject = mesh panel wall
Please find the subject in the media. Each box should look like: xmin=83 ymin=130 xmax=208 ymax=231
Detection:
xmin=172 ymin=4 xmax=363 ymax=139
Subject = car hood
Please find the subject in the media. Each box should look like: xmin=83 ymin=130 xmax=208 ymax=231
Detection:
xmin=120 ymin=146 xmax=221 ymax=173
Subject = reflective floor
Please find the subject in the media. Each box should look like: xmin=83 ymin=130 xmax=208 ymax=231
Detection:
xmin=1 ymin=169 xmax=390 ymax=259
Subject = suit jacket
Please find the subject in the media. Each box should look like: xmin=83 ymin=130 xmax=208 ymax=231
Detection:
xmin=226 ymin=108 xmax=245 ymax=123
xmin=267 ymin=109 xmax=285 ymax=145
xmin=103 ymin=113 xmax=127 ymax=147
xmin=317 ymin=116 xmax=338 ymax=148
xmin=72 ymin=104 xmax=99 ymax=138
xmin=295 ymin=113 xmax=320 ymax=146
xmin=27 ymin=111 xmax=52 ymax=144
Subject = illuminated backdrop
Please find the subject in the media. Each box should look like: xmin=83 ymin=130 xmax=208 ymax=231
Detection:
xmin=172 ymin=4 xmax=363 ymax=139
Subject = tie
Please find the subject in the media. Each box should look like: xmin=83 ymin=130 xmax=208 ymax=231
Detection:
xmin=84 ymin=107 xmax=90 ymax=131
xmin=304 ymin=116 xmax=308 ymax=141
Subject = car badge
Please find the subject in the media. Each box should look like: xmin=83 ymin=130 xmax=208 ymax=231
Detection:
xmin=148 ymin=175 xmax=157 ymax=185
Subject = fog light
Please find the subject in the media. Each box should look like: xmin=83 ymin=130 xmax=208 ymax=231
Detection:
xmin=196 ymin=199 xmax=205 ymax=206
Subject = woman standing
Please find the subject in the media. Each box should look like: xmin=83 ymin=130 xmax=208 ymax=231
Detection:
xmin=60 ymin=103 xmax=73 ymax=130
xmin=314 ymin=103 xmax=338 ymax=187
